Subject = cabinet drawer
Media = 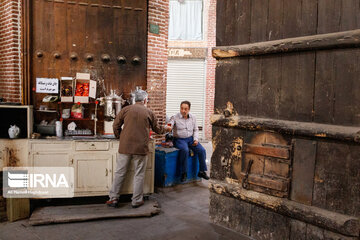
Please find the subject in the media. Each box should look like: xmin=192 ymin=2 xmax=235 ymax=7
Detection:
xmin=111 ymin=141 xmax=119 ymax=150
xmin=75 ymin=141 xmax=109 ymax=151
xmin=31 ymin=142 xmax=72 ymax=152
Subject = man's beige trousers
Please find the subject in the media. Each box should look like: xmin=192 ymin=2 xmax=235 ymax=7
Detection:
xmin=109 ymin=153 xmax=148 ymax=205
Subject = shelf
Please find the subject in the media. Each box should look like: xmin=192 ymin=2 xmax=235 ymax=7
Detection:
xmin=61 ymin=118 xmax=103 ymax=121
xmin=58 ymin=101 xmax=98 ymax=104
xmin=36 ymin=109 xmax=58 ymax=113
xmin=62 ymin=118 xmax=93 ymax=121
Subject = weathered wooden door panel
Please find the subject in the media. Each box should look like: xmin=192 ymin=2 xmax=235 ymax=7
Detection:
xmin=290 ymin=139 xmax=317 ymax=206
xmin=217 ymin=0 xmax=360 ymax=46
xmin=30 ymin=0 xmax=147 ymax=110
xmin=212 ymin=1 xmax=360 ymax=239
xmin=312 ymin=141 xmax=360 ymax=217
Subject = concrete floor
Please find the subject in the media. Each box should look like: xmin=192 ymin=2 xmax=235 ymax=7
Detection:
xmin=0 ymin=141 xmax=251 ymax=240
xmin=0 ymin=181 xmax=251 ymax=240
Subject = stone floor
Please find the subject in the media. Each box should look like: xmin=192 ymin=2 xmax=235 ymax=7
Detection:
xmin=0 ymin=181 xmax=251 ymax=240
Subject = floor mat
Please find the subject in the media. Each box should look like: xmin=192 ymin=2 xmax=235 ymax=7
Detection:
xmin=29 ymin=200 xmax=160 ymax=226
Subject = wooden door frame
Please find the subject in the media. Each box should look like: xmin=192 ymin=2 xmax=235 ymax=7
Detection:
xmin=21 ymin=0 xmax=31 ymax=105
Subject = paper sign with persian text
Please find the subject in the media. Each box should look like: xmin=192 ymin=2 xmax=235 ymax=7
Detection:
xmin=36 ymin=78 xmax=59 ymax=93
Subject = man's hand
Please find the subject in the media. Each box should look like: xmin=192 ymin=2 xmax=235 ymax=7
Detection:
xmin=165 ymin=126 xmax=172 ymax=132
xmin=192 ymin=140 xmax=198 ymax=146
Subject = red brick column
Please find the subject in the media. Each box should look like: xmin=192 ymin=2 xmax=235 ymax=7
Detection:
xmin=0 ymin=0 xmax=22 ymax=103
xmin=204 ymin=0 xmax=216 ymax=140
xmin=147 ymin=0 xmax=169 ymax=142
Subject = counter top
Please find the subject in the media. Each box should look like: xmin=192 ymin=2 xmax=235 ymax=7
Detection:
xmin=32 ymin=135 xmax=118 ymax=141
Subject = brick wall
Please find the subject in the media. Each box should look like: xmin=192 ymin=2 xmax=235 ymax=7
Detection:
xmin=147 ymin=0 xmax=169 ymax=142
xmin=204 ymin=0 xmax=216 ymax=140
xmin=0 ymin=0 xmax=22 ymax=103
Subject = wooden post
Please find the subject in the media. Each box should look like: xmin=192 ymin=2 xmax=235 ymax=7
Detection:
xmin=213 ymin=29 xmax=360 ymax=58
xmin=6 ymin=198 xmax=30 ymax=222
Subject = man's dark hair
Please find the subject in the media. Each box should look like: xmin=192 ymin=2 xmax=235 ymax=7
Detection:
xmin=180 ymin=100 xmax=191 ymax=109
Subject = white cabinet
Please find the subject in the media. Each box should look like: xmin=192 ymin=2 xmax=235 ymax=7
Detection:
xmin=32 ymin=153 xmax=70 ymax=167
xmin=73 ymin=152 xmax=112 ymax=194
xmin=27 ymin=139 xmax=155 ymax=197
xmin=29 ymin=141 xmax=72 ymax=167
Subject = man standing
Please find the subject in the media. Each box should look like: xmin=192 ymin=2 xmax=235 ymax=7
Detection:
xmin=106 ymin=90 xmax=165 ymax=208
xmin=167 ymin=101 xmax=209 ymax=182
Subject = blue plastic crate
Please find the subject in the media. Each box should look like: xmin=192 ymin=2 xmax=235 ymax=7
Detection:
xmin=155 ymin=146 xmax=201 ymax=187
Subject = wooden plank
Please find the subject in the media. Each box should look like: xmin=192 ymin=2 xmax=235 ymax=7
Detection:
xmin=217 ymin=0 xmax=251 ymax=46
xmin=279 ymin=53 xmax=298 ymax=121
xmin=314 ymin=50 xmax=336 ymax=124
xmin=53 ymin=0 xmax=67 ymax=77
xmin=267 ymin=0 xmax=284 ymax=41
xmin=340 ymin=0 xmax=359 ymax=31
xmin=301 ymin=0 xmax=318 ymax=36
xmin=317 ymin=0 xmax=341 ymax=34
xmin=282 ymin=0 xmax=301 ymax=39
xmin=214 ymin=59 xmax=249 ymax=116
xmin=209 ymin=192 xmax=251 ymax=236
xmin=211 ymin=114 xmax=360 ymax=143
xmin=243 ymin=143 xmax=289 ymax=159
xmin=212 ymin=29 xmax=360 ymax=58
xmin=242 ymin=153 xmax=264 ymax=176
xmin=256 ymin=0 xmax=283 ymax=119
xmin=264 ymin=158 xmax=290 ymax=178
xmin=312 ymin=142 xmax=360 ymax=217
xmin=250 ymin=0 xmax=268 ymax=43
xmin=232 ymin=0 xmax=251 ymax=45
xmin=294 ymin=52 xmax=315 ymax=122
xmin=250 ymin=203 xmax=290 ymax=239
xmin=290 ymin=139 xmax=316 ymax=205
xmin=211 ymin=126 xmax=247 ymax=181
xmin=306 ymin=224 xmax=324 ymax=239
xmin=239 ymin=172 xmax=289 ymax=192
xmin=258 ymin=51 xmax=281 ymax=119
xmin=333 ymin=49 xmax=360 ymax=125
xmin=46 ymin=0 xmax=55 ymax=77
xmin=246 ymin=57 xmax=262 ymax=117
xmin=29 ymin=200 xmax=160 ymax=226
xmin=215 ymin=0 xmax=226 ymax=46
xmin=289 ymin=219 xmax=307 ymax=240
xmin=209 ymin=180 xmax=360 ymax=237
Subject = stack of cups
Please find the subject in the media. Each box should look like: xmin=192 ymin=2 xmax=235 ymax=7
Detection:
xmin=56 ymin=121 xmax=63 ymax=137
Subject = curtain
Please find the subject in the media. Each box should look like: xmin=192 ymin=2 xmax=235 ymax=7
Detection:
xmin=169 ymin=0 xmax=203 ymax=40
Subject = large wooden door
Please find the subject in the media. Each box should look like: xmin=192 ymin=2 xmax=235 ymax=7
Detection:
xmin=30 ymin=0 xmax=147 ymax=108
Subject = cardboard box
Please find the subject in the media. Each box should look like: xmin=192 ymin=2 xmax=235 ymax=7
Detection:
xmin=60 ymin=77 xmax=74 ymax=102
xmin=74 ymin=73 xmax=96 ymax=103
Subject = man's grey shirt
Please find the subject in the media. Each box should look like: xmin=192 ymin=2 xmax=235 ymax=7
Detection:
xmin=169 ymin=112 xmax=199 ymax=141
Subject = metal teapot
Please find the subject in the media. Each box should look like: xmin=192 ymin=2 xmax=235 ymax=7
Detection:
xmin=8 ymin=125 xmax=20 ymax=139
xmin=104 ymin=90 xmax=124 ymax=119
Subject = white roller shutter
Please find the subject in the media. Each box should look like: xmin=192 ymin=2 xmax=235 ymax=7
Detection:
xmin=166 ymin=59 xmax=206 ymax=139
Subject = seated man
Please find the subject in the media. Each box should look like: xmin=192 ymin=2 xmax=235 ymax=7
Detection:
xmin=167 ymin=100 xmax=209 ymax=181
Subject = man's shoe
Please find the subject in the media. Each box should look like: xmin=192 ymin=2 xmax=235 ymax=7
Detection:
xmin=106 ymin=199 xmax=119 ymax=208
xmin=198 ymin=171 xmax=210 ymax=180
xmin=181 ymin=173 xmax=187 ymax=182
xmin=132 ymin=200 xmax=144 ymax=208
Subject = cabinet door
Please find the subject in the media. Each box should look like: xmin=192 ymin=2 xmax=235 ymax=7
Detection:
xmin=74 ymin=153 xmax=112 ymax=193
xmin=31 ymin=153 xmax=70 ymax=167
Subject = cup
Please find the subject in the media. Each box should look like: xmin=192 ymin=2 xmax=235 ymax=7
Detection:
xmin=62 ymin=109 xmax=70 ymax=119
